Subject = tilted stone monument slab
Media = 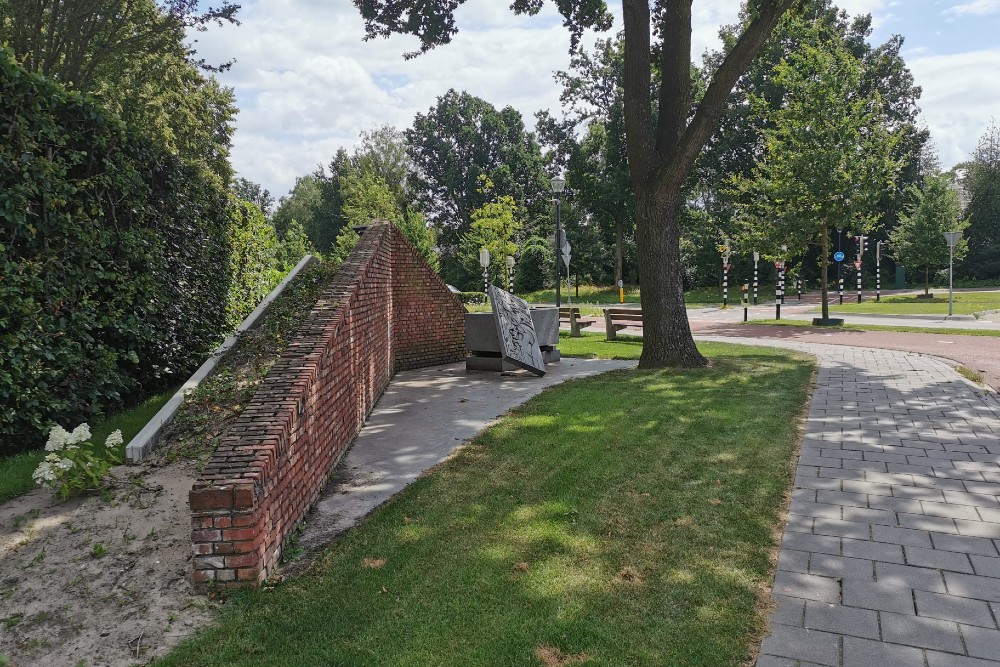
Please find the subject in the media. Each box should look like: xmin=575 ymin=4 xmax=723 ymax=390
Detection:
xmin=488 ymin=285 xmax=546 ymax=376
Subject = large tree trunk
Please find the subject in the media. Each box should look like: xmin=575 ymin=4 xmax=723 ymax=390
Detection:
xmin=636 ymin=187 xmax=706 ymax=368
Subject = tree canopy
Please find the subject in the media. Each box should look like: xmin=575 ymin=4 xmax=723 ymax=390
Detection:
xmin=354 ymin=0 xmax=799 ymax=368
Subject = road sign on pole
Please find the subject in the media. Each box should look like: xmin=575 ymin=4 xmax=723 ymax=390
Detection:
xmin=834 ymin=251 xmax=845 ymax=262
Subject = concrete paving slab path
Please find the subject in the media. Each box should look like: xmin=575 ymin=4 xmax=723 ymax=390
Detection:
xmin=296 ymin=357 xmax=635 ymax=557
xmin=696 ymin=336 xmax=1000 ymax=667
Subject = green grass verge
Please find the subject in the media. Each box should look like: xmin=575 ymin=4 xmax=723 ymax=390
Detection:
xmin=745 ymin=319 xmax=1000 ymax=338
xmin=827 ymin=290 xmax=1000 ymax=316
xmin=0 ymin=389 xmax=175 ymax=503
xmin=155 ymin=339 xmax=814 ymax=667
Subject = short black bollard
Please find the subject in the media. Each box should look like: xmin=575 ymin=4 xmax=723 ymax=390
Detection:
xmin=743 ymin=283 xmax=749 ymax=322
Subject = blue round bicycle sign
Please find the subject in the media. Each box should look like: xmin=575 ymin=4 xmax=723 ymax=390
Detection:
xmin=834 ymin=251 xmax=845 ymax=262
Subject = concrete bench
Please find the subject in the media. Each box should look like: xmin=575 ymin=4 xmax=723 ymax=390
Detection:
xmin=603 ymin=308 xmax=643 ymax=340
xmin=559 ymin=307 xmax=597 ymax=337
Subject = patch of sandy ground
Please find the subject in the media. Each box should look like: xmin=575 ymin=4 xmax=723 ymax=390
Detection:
xmin=0 ymin=460 xmax=214 ymax=667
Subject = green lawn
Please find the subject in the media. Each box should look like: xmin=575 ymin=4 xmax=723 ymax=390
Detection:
xmin=827 ymin=290 xmax=1000 ymax=316
xmin=510 ymin=284 xmax=780 ymax=310
xmin=0 ymin=389 xmax=175 ymax=503
xmin=155 ymin=338 xmax=814 ymax=667
xmin=747 ymin=319 xmax=1000 ymax=337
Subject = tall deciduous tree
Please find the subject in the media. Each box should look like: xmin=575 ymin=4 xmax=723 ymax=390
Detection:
xmin=732 ymin=22 xmax=902 ymax=321
xmin=962 ymin=119 xmax=1000 ymax=279
xmin=405 ymin=89 xmax=548 ymax=288
xmin=354 ymin=0 xmax=798 ymax=367
xmin=889 ymin=174 xmax=968 ymax=295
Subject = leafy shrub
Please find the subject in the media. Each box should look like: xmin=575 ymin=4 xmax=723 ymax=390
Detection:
xmin=513 ymin=239 xmax=554 ymax=293
xmin=458 ymin=292 xmax=487 ymax=305
xmin=0 ymin=49 xmax=285 ymax=455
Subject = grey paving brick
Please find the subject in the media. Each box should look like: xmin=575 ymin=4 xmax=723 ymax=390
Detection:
xmin=841 ymin=505 xmax=898 ymax=527
xmin=880 ymin=611 xmax=964 ymax=652
xmin=777 ymin=549 xmax=810 ymax=574
xmin=905 ymin=545 xmax=975 ymax=573
xmin=773 ymin=571 xmax=841 ymax=603
xmin=899 ymin=512 xmax=960 ymax=534
xmin=804 ymin=601 xmax=878 ymax=638
xmin=812 ymin=518 xmax=870 ymax=540
xmin=842 ymin=578 xmax=915 ymax=614
xmin=872 ymin=524 xmax=934 ymax=548
xmin=817 ymin=490 xmax=869 ymax=508
xmin=869 ymin=495 xmax=924 ymax=514
xmin=924 ymin=501 xmax=985 ymax=521
xmin=926 ymin=652 xmax=1000 ymax=667
xmin=755 ymin=656 xmax=797 ymax=667
xmin=809 ymin=553 xmax=876 ymax=581
xmin=841 ymin=479 xmax=893 ymax=496
xmin=945 ymin=572 xmax=1000 ymax=601
xmin=963 ymin=623 xmax=1000 ymax=661
xmin=842 ymin=636 xmax=925 ymax=667
xmin=963 ymin=481 xmax=1000 ymax=496
xmin=957 ymin=519 xmax=1000 ymax=539
xmin=892 ymin=485 xmax=948 ymax=502
xmin=782 ymin=531 xmax=841 ymax=556
xmin=772 ymin=594 xmax=806 ymax=627
xmin=932 ymin=533 xmax=1000 ymax=557
xmin=876 ymin=561 xmax=948 ymax=593
xmin=796 ymin=476 xmax=843 ymax=491
xmin=945 ymin=491 xmax=1000 ymax=508
xmin=916 ymin=589 xmax=996 ymax=627
xmin=972 ymin=555 xmax=1000 ymax=578
xmin=758 ymin=624 xmax=841 ymax=666
xmin=980 ymin=507 xmax=1000 ymax=523
xmin=789 ymin=500 xmax=843 ymax=521
xmin=842 ymin=537 xmax=905 ymax=563
xmin=785 ymin=514 xmax=814 ymax=534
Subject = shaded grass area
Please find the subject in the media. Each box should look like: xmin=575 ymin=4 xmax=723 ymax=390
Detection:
xmin=155 ymin=341 xmax=814 ymax=667
xmin=827 ymin=290 xmax=1000 ymax=316
xmin=746 ymin=318 xmax=1000 ymax=338
xmin=0 ymin=389 xmax=175 ymax=503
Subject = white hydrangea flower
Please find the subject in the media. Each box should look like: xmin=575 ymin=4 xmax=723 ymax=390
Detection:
xmin=45 ymin=453 xmax=61 ymax=463
xmin=70 ymin=423 xmax=91 ymax=444
xmin=104 ymin=430 xmax=124 ymax=447
xmin=32 ymin=461 xmax=57 ymax=484
xmin=45 ymin=424 xmax=71 ymax=451
xmin=56 ymin=458 xmax=74 ymax=471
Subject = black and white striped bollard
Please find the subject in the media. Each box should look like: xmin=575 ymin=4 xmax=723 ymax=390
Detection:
xmin=753 ymin=252 xmax=760 ymax=305
xmin=723 ymin=264 xmax=730 ymax=307
xmin=856 ymin=263 xmax=862 ymax=303
xmin=743 ymin=283 xmax=749 ymax=322
xmin=838 ymin=276 xmax=844 ymax=305
xmin=775 ymin=262 xmax=784 ymax=320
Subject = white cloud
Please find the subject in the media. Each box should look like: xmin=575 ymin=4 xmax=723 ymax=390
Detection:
xmin=944 ymin=0 xmax=1000 ymax=17
xmin=908 ymin=48 xmax=1000 ymax=166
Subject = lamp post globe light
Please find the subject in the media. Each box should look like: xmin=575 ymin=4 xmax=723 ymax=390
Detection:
xmin=943 ymin=231 xmax=963 ymax=318
xmin=550 ymin=175 xmax=566 ymax=307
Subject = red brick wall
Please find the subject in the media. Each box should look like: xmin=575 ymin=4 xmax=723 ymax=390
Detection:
xmin=188 ymin=221 xmax=465 ymax=588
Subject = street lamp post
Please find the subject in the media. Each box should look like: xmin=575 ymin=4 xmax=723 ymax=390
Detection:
xmin=876 ymin=241 xmax=883 ymax=302
xmin=944 ymin=231 xmax=963 ymax=318
xmin=837 ymin=228 xmax=844 ymax=304
xmin=550 ymin=175 xmax=566 ymax=307
xmin=479 ymin=247 xmax=491 ymax=299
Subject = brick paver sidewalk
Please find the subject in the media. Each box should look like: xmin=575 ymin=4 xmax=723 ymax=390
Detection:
xmin=700 ymin=338 xmax=1000 ymax=666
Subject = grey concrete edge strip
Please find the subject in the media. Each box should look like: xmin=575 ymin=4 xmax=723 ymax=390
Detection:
xmin=125 ymin=254 xmax=319 ymax=464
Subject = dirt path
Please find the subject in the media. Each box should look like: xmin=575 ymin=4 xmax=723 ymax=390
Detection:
xmin=0 ymin=460 xmax=214 ymax=667
xmin=690 ymin=320 xmax=1000 ymax=393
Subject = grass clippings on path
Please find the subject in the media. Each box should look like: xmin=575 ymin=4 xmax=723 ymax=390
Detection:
xmin=155 ymin=341 xmax=814 ymax=667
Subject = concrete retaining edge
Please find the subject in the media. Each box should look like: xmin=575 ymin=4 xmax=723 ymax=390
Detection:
xmin=125 ymin=254 xmax=319 ymax=463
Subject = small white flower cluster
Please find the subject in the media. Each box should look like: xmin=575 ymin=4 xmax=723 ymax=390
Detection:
xmin=33 ymin=423 xmax=124 ymax=493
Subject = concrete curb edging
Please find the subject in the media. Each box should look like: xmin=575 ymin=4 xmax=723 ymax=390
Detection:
xmin=125 ymin=254 xmax=319 ymax=464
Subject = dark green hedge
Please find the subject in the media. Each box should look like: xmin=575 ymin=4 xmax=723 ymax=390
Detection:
xmin=0 ymin=49 xmax=283 ymax=454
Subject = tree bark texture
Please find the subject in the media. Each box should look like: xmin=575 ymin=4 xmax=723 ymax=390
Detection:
xmin=635 ymin=188 xmax=706 ymax=368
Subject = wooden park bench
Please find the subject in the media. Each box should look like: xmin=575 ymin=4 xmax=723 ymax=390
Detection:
xmin=603 ymin=308 xmax=644 ymax=340
xmin=559 ymin=307 xmax=597 ymax=337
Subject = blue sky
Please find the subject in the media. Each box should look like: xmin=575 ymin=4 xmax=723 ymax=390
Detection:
xmin=194 ymin=0 xmax=1000 ymax=200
